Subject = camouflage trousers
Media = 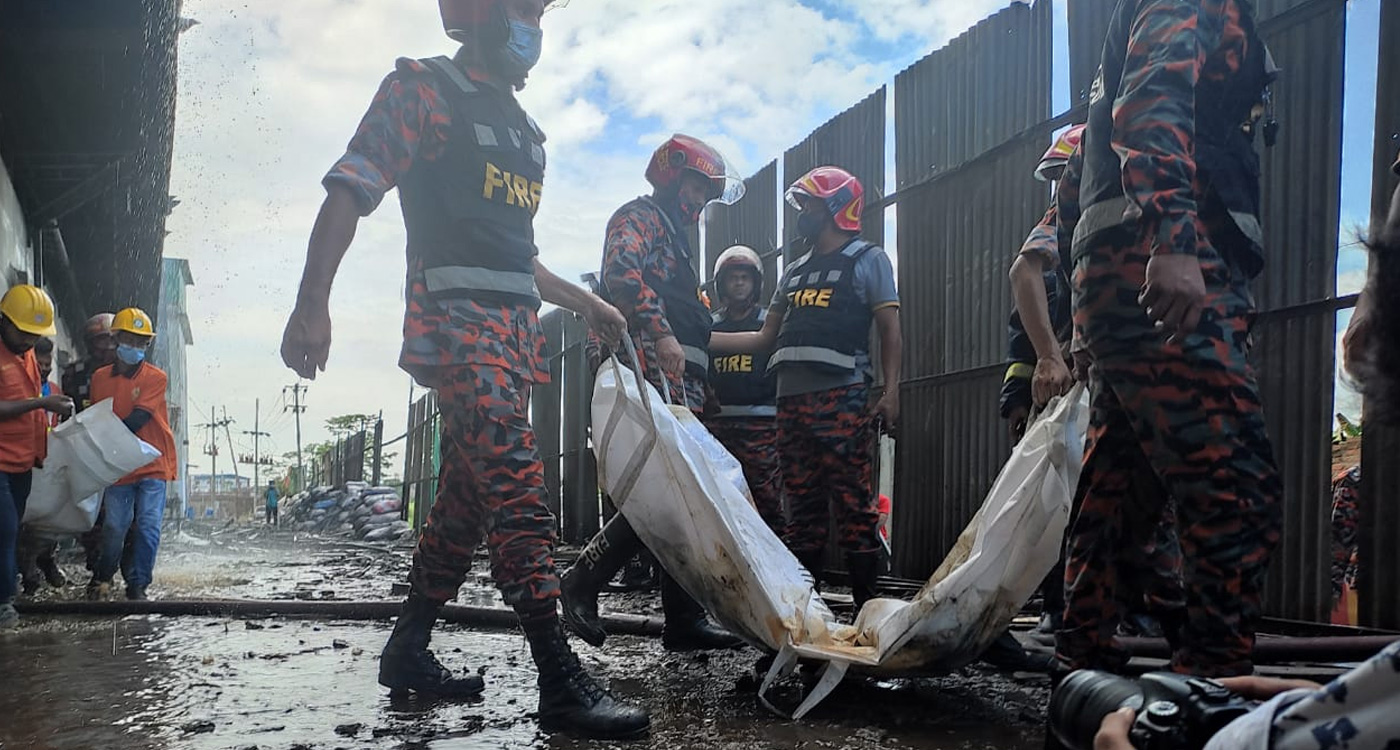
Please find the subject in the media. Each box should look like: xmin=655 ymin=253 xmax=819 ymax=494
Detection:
xmin=706 ymin=417 xmax=784 ymax=536
xmin=777 ymin=383 xmax=882 ymax=557
xmin=409 ymin=365 xmax=560 ymax=609
xmin=1058 ymin=225 xmax=1283 ymax=676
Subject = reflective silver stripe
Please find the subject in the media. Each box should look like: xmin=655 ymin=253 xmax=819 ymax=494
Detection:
xmin=507 ymin=128 xmax=522 ymax=148
xmin=530 ymin=143 xmax=545 ymax=167
xmin=825 ymin=270 xmax=843 ymax=283
xmin=841 ymin=239 xmax=872 ymax=257
xmin=682 ymin=345 xmax=709 ymax=369
xmin=424 ymin=265 xmax=539 ymax=299
xmin=1072 ymin=196 xmax=1265 ymax=256
xmin=474 ymin=123 xmax=498 ymax=147
xmin=768 ymin=346 xmax=855 ymax=372
xmin=717 ymin=404 xmax=777 ymax=418
xmin=423 ymin=56 xmax=479 ymax=95
xmin=1071 ymin=197 xmax=1131 ymax=257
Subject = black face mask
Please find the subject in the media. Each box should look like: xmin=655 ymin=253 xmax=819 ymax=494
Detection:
xmin=796 ymin=211 xmax=827 ymax=242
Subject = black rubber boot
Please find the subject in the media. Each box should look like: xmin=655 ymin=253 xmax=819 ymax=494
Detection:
xmin=378 ymin=593 xmax=485 ymax=698
xmin=560 ymin=514 xmax=643 ymax=648
xmin=38 ymin=549 xmax=66 ymax=588
xmin=795 ymin=549 xmax=826 ymax=590
xmin=978 ymin=630 xmax=1056 ymax=673
xmin=125 ymin=585 xmax=148 ymax=601
xmin=527 ymin=617 xmax=651 ymax=739
xmin=845 ymin=550 xmax=884 ymax=612
xmin=659 ymin=573 xmax=744 ymax=651
xmin=611 ymin=551 xmax=658 ymax=592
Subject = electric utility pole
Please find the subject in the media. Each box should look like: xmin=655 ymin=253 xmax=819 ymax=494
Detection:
xmin=198 ymin=408 xmax=235 ymax=498
xmin=284 ymin=383 xmax=308 ymax=490
xmin=243 ymin=398 xmax=271 ymax=491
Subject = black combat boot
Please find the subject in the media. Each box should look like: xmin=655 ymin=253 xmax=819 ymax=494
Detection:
xmin=845 ymin=550 xmax=884 ymax=612
xmin=979 ymin=630 xmax=1056 ymax=673
xmin=378 ymin=593 xmax=485 ymax=698
xmin=38 ymin=550 xmax=66 ymax=588
xmin=659 ymin=573 xmax=744 ymax=651
xmin=795 ymin=549 xmax=826 ymax=590
xmin=526 ymin=615 xmax=651 ymax=739
xmin=560 ymin=514 xmax=643 ymax=647
xmin=612 ymin=552 xmax=658 ymax=592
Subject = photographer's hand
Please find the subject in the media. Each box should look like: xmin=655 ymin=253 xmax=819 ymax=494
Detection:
xmin=1093 ymin=707 xmax=1137 ymax=750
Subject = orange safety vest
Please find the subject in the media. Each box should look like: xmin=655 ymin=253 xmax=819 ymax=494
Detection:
xmin=91 ymin=362 xmax=178 ymax=484
xmin=0 ymin=346 xmax=47 ymax=473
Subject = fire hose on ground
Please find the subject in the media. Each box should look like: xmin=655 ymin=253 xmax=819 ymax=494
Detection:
xmin=14 ymin=598 xmax=1398 ymax=665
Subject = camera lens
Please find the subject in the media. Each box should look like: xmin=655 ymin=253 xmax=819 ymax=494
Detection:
xmin=1049 ymin=670 xmax=1146 ymax=750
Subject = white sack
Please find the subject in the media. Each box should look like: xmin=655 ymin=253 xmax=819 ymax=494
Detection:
xmin=24 ymin=399 xmax=163 ymax=535
xmin=592 ymin=354 xmax=1088 ymax=718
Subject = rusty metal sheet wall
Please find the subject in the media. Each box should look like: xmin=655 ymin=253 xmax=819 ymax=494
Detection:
xmin=894 ymin=0 xmax=1051 ymax=190
xmin=892 ymin=138 xmax=1051 ymax=575
xmin=781 ymin=88 xmax=885 ymax=263
xmin=1253 ymin=308 xmax=1337 ymax=622
xmin=1248 ymin=0 xmax=1345 ymax=622
xmin=1254 ymin=0 xmax=1344 ymax=311
xmin=889 ymin=0 xmax=1052 ymax=575
xmin=704 ymin=160 xmax=778 ymax=301
xmin=895 ymin=368 xmax=1006 ymax=576
xmin=1358 ymin=0 xmax=1400 ymax=631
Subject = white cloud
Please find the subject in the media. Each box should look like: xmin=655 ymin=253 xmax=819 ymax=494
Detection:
xmin=840 ymin=0 xmax=1021 ymax=46
xmin=168 ymin=0 xmax=1009 ymax=467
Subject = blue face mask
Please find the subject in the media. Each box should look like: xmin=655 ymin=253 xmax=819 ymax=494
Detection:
xmin=499 ymin=20 xmax=542 ymax=78
xmin=116 ymin=343 xmax=147 ymax=366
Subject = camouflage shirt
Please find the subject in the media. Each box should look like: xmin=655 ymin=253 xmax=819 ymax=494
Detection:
xmin=324 ymin=57 xmax=548 ymax=388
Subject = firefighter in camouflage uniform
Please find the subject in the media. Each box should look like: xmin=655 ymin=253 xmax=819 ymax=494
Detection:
xmin=280 ymin=0 xmax=648 ymax=738
xmin=706 ymin=245 xmax=783 ymax=536
xmin=711 ymin=166 xmax=902 ymax=612
xmin=1008 ymin=126 xmax=1186 ymax=644
xmin=1057 ymin=0 xmax=1284 ymax=677
xmin=560 ymin=135 xmax=744 ymax=653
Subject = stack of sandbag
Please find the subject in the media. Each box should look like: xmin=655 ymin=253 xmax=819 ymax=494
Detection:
xmin=350 ymin=486 xmax=411 ymax=542
xmin=279 ymin=484 xmax=412 ymax=542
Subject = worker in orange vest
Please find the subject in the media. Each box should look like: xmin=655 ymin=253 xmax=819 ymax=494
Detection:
xmin=85 ymin=307 xmax=178 ymax=602
xmin=0 ymin=285 xmax=73 ymax=628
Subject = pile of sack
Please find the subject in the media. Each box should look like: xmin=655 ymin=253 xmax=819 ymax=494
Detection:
xmin=281 ymin=482 xmax=412 ymax=543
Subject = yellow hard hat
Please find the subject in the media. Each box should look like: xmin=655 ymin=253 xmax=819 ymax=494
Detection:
xmin=112 ymin=307 xmax=155 ymax=337
xmin=0 ymin=285 xmax=58 ymax=336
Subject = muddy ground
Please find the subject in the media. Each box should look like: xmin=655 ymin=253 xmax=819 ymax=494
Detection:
xmin=1 ymin=525 xmax=1053 ymax=750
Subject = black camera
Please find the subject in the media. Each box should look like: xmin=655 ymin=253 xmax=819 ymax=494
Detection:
xmin=1048 ymin=670 xmax=1256 ymax=750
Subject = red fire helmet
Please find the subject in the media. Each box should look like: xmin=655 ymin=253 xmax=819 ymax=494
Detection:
xmin=1034 ymin=124 xmax=1085 ymax=182
xmin=644 ymin=134 xmax=745 ymax=206
xmin=785 ymin=166 xmax=864 ymax=232
xmin=439 ymin=0 xmax=556 ymax=43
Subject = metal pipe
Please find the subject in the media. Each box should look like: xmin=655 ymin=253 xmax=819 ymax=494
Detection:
xmin=1117 ymin=635 xmax=1400 ymax=664
xmin=14 ymin=598 xmax=666 ymax=637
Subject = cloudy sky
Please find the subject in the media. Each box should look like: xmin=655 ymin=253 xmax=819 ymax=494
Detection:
xmin=167 ymin=0 xmax=1379 ymax=478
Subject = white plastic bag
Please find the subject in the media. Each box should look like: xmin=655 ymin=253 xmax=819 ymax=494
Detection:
xmin=592 ymin=348 xmax=1088 ymax=718
xmin=23 ymin=398 xmax=162 ymax=535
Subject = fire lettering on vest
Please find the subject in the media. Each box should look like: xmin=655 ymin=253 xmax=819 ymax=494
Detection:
xmin=713 ymin=354 xmax=754 ymax=374
xmin=786 ymin=288 xmax=834 ymax=308
xmin=483 ymin=162 xmax=543 ymax=215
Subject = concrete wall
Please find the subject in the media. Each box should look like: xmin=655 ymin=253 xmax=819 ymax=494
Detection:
xmin=0 ymin=156 xmax=75 ymax=371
